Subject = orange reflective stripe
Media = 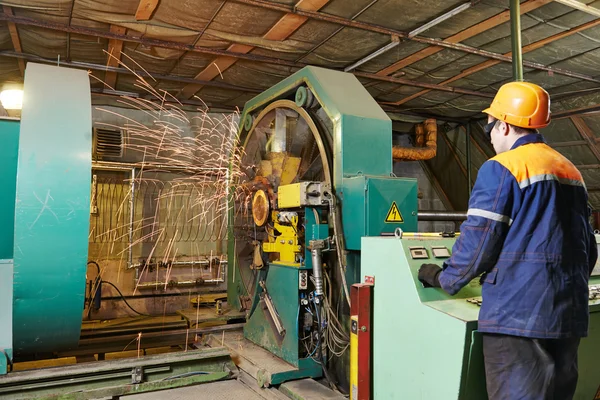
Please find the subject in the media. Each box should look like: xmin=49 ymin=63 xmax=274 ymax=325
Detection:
xmin=492 ymin=143 xmax=584 ymax=187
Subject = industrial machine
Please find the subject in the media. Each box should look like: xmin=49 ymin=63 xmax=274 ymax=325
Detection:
xmin=0 ymin=64 xmax=237 ymax=399
xmin=360 ymin=234 xmax=600 ymax=399
xmin=228 ymin=66 xmax=419 ymax=386
xmin=0 ymin=63 xmax=92 ymax=375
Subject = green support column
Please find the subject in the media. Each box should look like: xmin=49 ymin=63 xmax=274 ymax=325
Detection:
xmin=510 ymin=0 xmax=524 ymax=81
xmin=12 ymin=63 xmax=92 ymax=355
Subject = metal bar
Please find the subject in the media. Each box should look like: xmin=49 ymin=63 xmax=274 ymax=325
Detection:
xmin=356 ymin=72 xmax=494 ymax=98
xmin=298 ymin=0 xmax=379 ymax=62
xmin=92 ymin=161 xmax=227 ymax=175
xmin=553 ymin=0 xmax=600 ymax=17
xmin=389 ymin=17 xmax=600 ymax=105
xmin=3 ymin=4 xmax=593 ymax=86
xmin=549 ymin=140 xmax=589 ymax=147
xmin=408 ymin=2 xmax=472 ymax=38
xmin=0 ymin=13 xmax=304 ymax=68
xmin=466 ymin=123 xmax=472 ymax=194
xmin=418 ymin=211 xmax=468 ymax=221
xmin=0 ymin=51 xmax=262 ymax=93
xmin=136 ymin=279 xmax=225 ymax=289
xmin=0 ymin=15 xmax=560 ymax=99
xmin=570 ymin=116 xmax=600 ymax=162
xmin=129 ymin=168 xmax=136 ymax=274
xmin=344 ymin=37 xmax=399 ymax=72
xmin=510 ymin=0 xmax=524 ymax=81
xmin=373 ymin=0 xmax=550 ymax=76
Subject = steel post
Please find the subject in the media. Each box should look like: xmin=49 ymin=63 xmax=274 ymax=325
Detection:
xmin=510 ymin=0 xmax=524 ymax=81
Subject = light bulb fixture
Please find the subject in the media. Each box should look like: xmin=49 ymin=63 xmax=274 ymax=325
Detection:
xmin=0 ymin=89 xmax=24 ymax=110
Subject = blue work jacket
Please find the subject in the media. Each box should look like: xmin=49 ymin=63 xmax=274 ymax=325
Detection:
xmin=439 ymin=134 xmax=598 ymax=339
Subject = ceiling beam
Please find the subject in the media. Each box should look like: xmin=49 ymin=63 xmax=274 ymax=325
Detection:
xmin=178 ymin=0 xmax=330 ymax=100
xmin=388 ymin=17 xmax=600 ymax=106
xmin=2 ymin=6 xmax=24 ymax=76
xmin=0 ymin=12 xmax=532 ymax=100
xmin=135 ymin=0 xmax=160 ymax=21
xmin=549 ymin=140 xmax=589 ymax=147
xmin=554 ymin=103 xmax=600 ymax=120
xmin=0 ymin=51 xmax=263 ymax=93
xmin=570 ymin=116 xmax=600 ymax=162
xmin=376 ymin=0 xmax=551 ymax=77
xmin=229 ymin=0 xmax=595 ymax=84
xmin=1 ymin=6 xmax=592 ymax=88
xmin=553 ymin=0 xmax=600 ymax=17
xmin=104 ymin=25 xmax=127 ymax=89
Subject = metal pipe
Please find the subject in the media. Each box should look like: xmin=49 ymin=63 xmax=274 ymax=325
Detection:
xmin=136 ymin=278 xmax=225 ymax=290
xmin=344 ymin=37 xmax=399 ymax=72
xmin=92 ymin=161 xmax=226 ymax=175
xmin=408 ymin=2 xmax=472 ymax=38
xmin=418 ymin=211 xmax=467 ymax=221
xmin=510 ymin=0 xmax=524 ymax=81
xmin=466 ymin=123 xmax=472 ymax=194
xmin=129 ymin=259 xmax=228 ymax=270
xmin=309 ymin=240 xmax=324 ymax=297
xmin=129 ymin=168 xmax=136 ymax=275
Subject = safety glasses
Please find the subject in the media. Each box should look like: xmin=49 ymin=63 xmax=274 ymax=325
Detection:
xmin=483 ymin=120 xmax=496 ymax=138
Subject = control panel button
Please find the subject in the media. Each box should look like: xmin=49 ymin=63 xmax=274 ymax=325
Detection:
xmin=431 ymin=246 xmax=451 ymax=258
xmin=409 ymin=246 xmax=428 ymax=259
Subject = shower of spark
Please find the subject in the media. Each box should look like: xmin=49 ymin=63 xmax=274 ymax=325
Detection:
xmin=90 ymin=52 xmax=255 ymax=300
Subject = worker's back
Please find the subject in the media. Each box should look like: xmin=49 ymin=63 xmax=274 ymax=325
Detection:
xmin=478 ymin=133 xmax=594 ymax=339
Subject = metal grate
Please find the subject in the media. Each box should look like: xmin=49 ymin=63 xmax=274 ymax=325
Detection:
xmin=93 ymin=127 xmax=123 ymax=159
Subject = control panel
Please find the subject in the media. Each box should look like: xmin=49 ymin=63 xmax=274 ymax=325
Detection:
xmin=408 ymin=245 xmax=451 ymax=260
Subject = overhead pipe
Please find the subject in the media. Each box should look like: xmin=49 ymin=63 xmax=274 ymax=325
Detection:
xmin=392 ymin=119 xmax=437 ymax=161
xmin=510 ymin=0 xmax=524 ymax=81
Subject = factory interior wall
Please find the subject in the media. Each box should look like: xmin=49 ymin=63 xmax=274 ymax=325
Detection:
xmin=393 ymin=133 xmax=456 ymax=233
xmin=86 ymin=106 xmax=236 ymax=319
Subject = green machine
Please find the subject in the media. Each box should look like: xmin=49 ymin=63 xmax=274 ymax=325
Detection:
xmin=0 ymin=63 xmax=92 ymax=374
xmin=228 ymin=66 xmax=418 ymax=386
xmin=361 ymin=235 xmax=600 ymax=399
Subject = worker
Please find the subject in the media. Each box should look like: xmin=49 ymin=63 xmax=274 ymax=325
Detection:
xmin=418 ymin=81 xmax=598 ymax=400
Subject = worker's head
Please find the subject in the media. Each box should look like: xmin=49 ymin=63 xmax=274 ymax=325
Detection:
xmin=482 ymin=81 xmax=550 ymax=154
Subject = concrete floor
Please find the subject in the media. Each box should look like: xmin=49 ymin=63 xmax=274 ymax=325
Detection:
xmin=123 ymin=380 xmax=269 ymax=400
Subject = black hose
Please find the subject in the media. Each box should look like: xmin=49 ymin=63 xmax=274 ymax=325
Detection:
xmin=315 ymin=297 xmax=336 ymax=390
xmin=102 ymin=281 xmax=151 ymax=317
xmin=87 ymin=260 xmax=100 ymax=275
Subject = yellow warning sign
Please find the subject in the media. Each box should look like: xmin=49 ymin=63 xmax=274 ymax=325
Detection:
xmin=385 ymin=201 xmax=403 ymax=223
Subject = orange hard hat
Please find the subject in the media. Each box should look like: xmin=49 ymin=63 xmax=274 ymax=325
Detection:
xmin=483 ymin=81 xmax=551 ymax=129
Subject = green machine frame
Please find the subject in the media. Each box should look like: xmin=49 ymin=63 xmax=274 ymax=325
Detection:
xmin=0 ymin=63 xmax=92 ymax=374
xmin=228 ymin=66 xmax=419 ymax=384
xmin=362 ymin=235 xmax=600 ymax=399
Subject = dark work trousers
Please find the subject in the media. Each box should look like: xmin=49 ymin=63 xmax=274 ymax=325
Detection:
xmin=482 ymin=333 xmax=581 ymax=400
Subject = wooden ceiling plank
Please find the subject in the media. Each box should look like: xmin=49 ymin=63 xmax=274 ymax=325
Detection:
xmin=376 ymin=0 xmax=551 ymax=77
xmin=179 ymin=0 xmax=330 ymax=99
xmin=104 ymin=25 xmax=127 ymax=89
xmin=390 ymin=17 xmax=600 ymax=106
xmin=135 ymin=0 xmax=160 ymax=21
xmin=3 ymin=6 xmax=24 ymax=76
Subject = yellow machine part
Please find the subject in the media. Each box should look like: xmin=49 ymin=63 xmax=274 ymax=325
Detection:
xmin=262 ymin=211 xmax=301 ymax=265
xmin=278 ymin=183 xmax=302 ymax=209
xmin=350 ymin=315 xmax=358 ymax=400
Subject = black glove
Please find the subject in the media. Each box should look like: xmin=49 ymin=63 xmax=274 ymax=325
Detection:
xmin=418 ymin=264 xmax=442 ymax=288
